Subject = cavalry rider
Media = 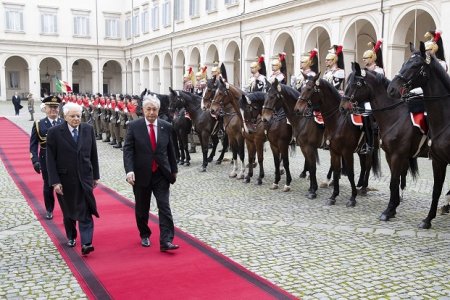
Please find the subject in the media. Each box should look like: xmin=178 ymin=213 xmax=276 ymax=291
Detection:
xmin=211 ymin=61 xmax=227 ymax=82
xmin=357 ymin=40 xmax=384 ymax=155
xmin=291 ymin=48 xmax=319 ymax=91
xmin=323 ymin=45 xmax=345 ymax=94
xmin=424 ymin=30 xmax=448 ymax=71
xmin=268 ymin=52 xmax=287 ymax=84
xmin=245 ymin=54 xmax=268 ymax=93
xmin=194 ymin=65 xmax=208 ymax=97
xmin=183 ymin=66 xmax=195 ymax=93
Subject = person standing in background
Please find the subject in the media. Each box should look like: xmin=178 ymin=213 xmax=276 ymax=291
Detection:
xmin=12 ymin=92 xmax=22 ymax=116
xmin=27 ymin=92 xmax=35 ymax=121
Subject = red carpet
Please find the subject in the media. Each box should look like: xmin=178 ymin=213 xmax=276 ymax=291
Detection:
xmin=0 ymin=117 xmax=296 ymax=300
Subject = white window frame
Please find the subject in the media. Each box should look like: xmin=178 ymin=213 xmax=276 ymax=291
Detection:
xmin=73 ymin=15 xmax=90 ymax=37
xmin=105 ymin=18 xmax=120 ymax=39
xmin=41 ymin=14 xmax=57 ymax=35
xmin=5 ymin=9 xmax=24 ymax=32
xmin=206 ymin=0 xmax=217 ymax=12
xmin=225 ymin=0 xmax=239 ymax=5
xmin=141 ymin=10 xmax=149 ymax=34
xmin=133 ymin=11 xmax=139 ymax=37
xmin=151 ymin=5 xmax=159 ymax=31
xmin=162 ymin=1 xmax=171 ymax=28
xmin=174 ymin=0 xmax=183 ymax=22
xmin=189 ymin=0 xmax=199 ymax=18
xmin=125 ymin=16 xmax=131 ymax=39
xmin=8 ymin=71 xmax=20 ymax=89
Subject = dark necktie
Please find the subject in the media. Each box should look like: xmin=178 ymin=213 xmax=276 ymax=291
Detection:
xmin=72 ymin=128 xmax=78 ymax=143
xmin=52 ymin=120 xmax=56 ymax=126
xmin=149 ymin=124 xmax=157 ymax=172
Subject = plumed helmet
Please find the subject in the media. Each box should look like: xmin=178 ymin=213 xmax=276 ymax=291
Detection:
xmin=278 ymin=52 xmax=287 ymax=75
xmin=424 ymin=30 xmax=445 ymax=61
xmin=196 ymin=65 xmax=208 ymax=79
xmin=271 ymin=58 xmax=281 ymax=67
xmin=251 ymin=54 xmax=265 ymax=73
xmin=364 ymin=39 xmax=383 ymax=68
xmin=326 ymin=45 xmax=344 ymax=69
xmin=301 ymin=48 xmax=319 ymax=73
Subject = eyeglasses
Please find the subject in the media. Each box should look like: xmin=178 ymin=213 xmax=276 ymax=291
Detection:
xmin=363 ymin=57 xmax=370 ymax=59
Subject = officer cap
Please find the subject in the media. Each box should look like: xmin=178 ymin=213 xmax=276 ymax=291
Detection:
xmin=42 ymin=95 xmax=62 ymax=106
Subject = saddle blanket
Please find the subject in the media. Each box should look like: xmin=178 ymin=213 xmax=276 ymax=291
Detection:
xmin=410 ymin=112 xmax=428 ymax=134
xmin=313 ymin=111 xmax=324 ymax=125
xmin=351 ymin=114 xmax=363 ymax=126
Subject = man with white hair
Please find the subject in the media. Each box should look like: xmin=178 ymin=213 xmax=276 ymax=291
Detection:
xmin=123 ymin=94 xmax=179 ymax=251
xmin=46 ymin=101 xmax=100 ymax=256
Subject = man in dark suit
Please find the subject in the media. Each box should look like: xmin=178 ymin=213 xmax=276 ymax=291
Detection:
xmin=123 ymin=95 xmax=179 ymax=251
xmin=12 ymin=92 xmax=22 ymax=116
xmin=30 ymin=95 xmax=64 ymax=220
xmin=46 ymin=102 xmax=100 ymax=256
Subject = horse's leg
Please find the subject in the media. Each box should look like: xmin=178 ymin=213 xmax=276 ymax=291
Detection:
xmin=237 ymin=137 xmax=246 ymax=180
xmin=320 ymin=164 xmax=334 ymax=188
xmin=300 ymin=160 xmax=308 ymax=178
xmin=304 ymin=147 xmax=318 ymax=199
xmin=172 ymin=128 xmax=180 ymax=163
xmin=326 ymin=152 xmax=341 ymax=205
xmin=245 ymin=139 xmax=255 ymax=183
xmin=344 ymin=153 xmax=357 ymax=207
xmin=419 ymin=160 xmax=447 ymax=229
xmin=281 ymin=143 xmax=292 ymax=192
xmin=440 ymin=190 xmax=450 ymax=214
xmin=356 ymin=153 xmax=366 ymax=189
xmin=379 ymin=155 xmax=404 ymax=221
xmin=183 ymin=128 xmax=191 ymax=166
xmin=216 ymin=133 xmax=228 ymax=164
xmin=229 ymin=141 xmax=238 ymax=178
xmin=208 ymin=134 xmax=219 ymax=162
xmin=256 ymin=137 xmax=265 ymax=185
xmin=199 ymin=133 xmax=209 ymax=172
xmin=270 ymin=144 xmax=281 ymax=190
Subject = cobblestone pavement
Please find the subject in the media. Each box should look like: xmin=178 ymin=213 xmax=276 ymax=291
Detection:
xmin=1 ymin=101 xmax=450 ymax=299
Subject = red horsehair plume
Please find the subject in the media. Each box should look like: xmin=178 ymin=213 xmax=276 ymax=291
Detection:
xmin=188 ymin=66 xmax=193 ymax=74
xmin=279 ymin=52 xmax=286 ymax=61
xmin=310 ymin=48 xmax=318 ymax=59
xmin=425 ymin=30 xmax=442 ymax=42
xmin=258 ymin=54 xmax=265 ymax=63
xmin=434 ymin=30 xmax=442 ymax=42
xmin=335 ymin=45 xmax=343 ymax=55
xmin=373 ymin=39 xmax=383 ymax=54
xmin=201 ymin=65 xmax=207 ymax=73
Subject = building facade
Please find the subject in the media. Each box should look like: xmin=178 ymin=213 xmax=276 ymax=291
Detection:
xmin=0 ymin=0 xmax=449 ymax=101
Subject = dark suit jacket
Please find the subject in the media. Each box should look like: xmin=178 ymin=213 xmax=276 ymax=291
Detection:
xmin=123 ymin=118 xmax=178 ymax=186
xmin=30 ymin=117 xmax=63 ymax=169
xmin=46 ymin=122 xmax=100 ymax=219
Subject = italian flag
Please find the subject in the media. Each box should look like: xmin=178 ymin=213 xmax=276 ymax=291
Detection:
xmin=56 ymin=79 xmax=72 ymax=93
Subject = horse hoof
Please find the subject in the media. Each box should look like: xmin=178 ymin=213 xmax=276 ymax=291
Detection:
xmin=244 ymin=177 xmax=250 ymax=183
xmin=270 ymin=183 xmax=279 ymax=190
xmin=179 ymin=161 xmax=185 ymax=165
xmin=229 ymin=172 xmax=237 ymax=178
xmin=418 ymin=220 xmax=432 ymax=229
xmin=283 ymin=185 xmax=291 ymax=192
xmin=185 ymin=162 xmax=190 ymax=166
xmin=306 ymin=193 xmax=317 ymax=199
xmin=358 ymin=188 xmax=368 ymax=196
xmin=256 ymin=179 xmax=263 ymax=185
xmin=346 ymin=200 xmax=356 ymax=208
xmin=379 ymin=214 xmax=390 ymax=222
xmin=299 ymin=172 xmax=307 ymax=179
xmin=215 ymin=160 xmax=222 ymax=165
xmin=207 ymin=158 xmax=213 ymax=163
xmin=325 ymin=199 xmax=336 ymax=206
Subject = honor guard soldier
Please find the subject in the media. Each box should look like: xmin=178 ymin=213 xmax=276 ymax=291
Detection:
xmin=101 ymin=98 xmax=111 ymax=142
xmin=359 ymin=40 xmax=384 ymax=154
xmin=323 ymin=45 xmax=345 ymax=94
xmin=424 ymin=30 xmax=448 ymax=71
xmin=245 ymin=55 xmax=268 ymax=93
xmin=211 ymin=61 xmax=228 ymax=82
xmin=194 ymin=65 xmax=208 ymax=96
xmin=291 ymin=48 xmax=319 ymax=91
xmin=109 ymin=98 xmax=119 ymax=146
xmin=269 ymin=52 xmax=287 ymax=84
xmin=30 ymin=95 xmax=64 ymax=220
xmin=183 ymin=67 xmax=195 ymax=93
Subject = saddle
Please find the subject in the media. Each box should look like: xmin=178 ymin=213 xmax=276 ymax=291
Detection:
xmin=313 ymin=111 xmax=324 ymax=126
xmin=410 ymin=112 xmax=428 ymax=134
xmin=351 ymin=114 xmax=363 ymax=127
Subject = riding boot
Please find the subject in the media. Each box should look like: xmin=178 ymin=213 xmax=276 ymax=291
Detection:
xmin=360 ymin=116 xmax=373 ymax=154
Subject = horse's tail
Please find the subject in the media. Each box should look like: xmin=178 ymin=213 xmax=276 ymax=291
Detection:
xmin=408 ymin=157 xmax=419 ymax=180
xmin=370 ymin=148 xmax=381 ymax=178
xmin=289 ymin=139 xmax=296 ymax=157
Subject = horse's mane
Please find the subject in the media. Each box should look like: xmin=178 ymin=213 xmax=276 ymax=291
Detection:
xmin=281 ymin=84 xmax=300 ymax=99
xmin=429 ymin=54 xmax=450 ymax=92
xmin=240 ymin=92 xmax=265 ymax=109
xmin=319 ymin=78 xmax=342 ymax=103
xmin=362 ymin=70 xmax=391 ymax=89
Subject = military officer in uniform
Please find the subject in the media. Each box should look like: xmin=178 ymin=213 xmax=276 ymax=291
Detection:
xmin=194 ymin=66 xmax=208 ymax=96
xmin=291 ymin=48 xmax=319 ymax=91
xmin=183 ymin=67 xmax=195 ymax=93
xmin=323 ymin=45 xmax=345 ymax=93
xmin=211 ymin=61 xmax=228 ymax=82
xmin=268 ymin=52 xmax=287 ymax=84
xmin=424 ymin=30 xmax=448 ymax=71
xmin=245 ymin=55 xmax=268 ymax=93
xmin=30 ymin=95 xmax=64 ymax=220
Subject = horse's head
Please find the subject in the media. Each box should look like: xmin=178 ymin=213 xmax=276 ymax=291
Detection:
xmin=240 ymin=92 xmax=265 ymax=133
xmin=168 ymin=87 xmax=182 ymax=112
xmin=210 ymin=78 xmax=239 ymax=118
xmin=341 ymin=62 xmax=371 ymax=113
xmin=202 ymin=77 xmax=217 ymax=110
xmin=294 ymin=72 xmax=321 ymax=117
xmin=262 ymin=78 xmax=283 ymax=122
xmin=388 ymin=42 xmax=430 ymax=98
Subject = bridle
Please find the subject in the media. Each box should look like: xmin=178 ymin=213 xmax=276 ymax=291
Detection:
xmin=392 ymin=54 xmax=430 ymax=97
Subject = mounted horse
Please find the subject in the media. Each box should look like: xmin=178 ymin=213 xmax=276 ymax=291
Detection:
xmin=387 ymin=42 xmax=450 ymax=229
xmin=295 ymin=74 xmax=381 ymax=207
xmin=260 ymin=80 xmax=296 ymax=192
xmin=239 ymin=92 xmax=268 ymax=185
xmin=168 ymin=100 xmax=192 ymax=166
xmin=341 ymin=62 xmax=425 ymax=221
xmin=210 ymin=78 xmax=246 ymax=179
xmin=168 ymin=88 xmax=225 ymax=172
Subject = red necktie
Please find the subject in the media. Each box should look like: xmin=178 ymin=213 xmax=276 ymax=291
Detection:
xmin=149 ymin=123 xmax=158 ymax=172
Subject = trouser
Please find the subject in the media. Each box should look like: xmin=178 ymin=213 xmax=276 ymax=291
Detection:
xmin=362 ymin=115 xmax=373 ymax=150
xmin=63 ymin=215 xmax=94 ymax=246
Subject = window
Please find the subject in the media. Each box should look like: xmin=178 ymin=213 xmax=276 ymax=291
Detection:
xmin=5 ymin=10 xmax=24 ymax=32
xmin=174 ymin=0 xmax=183 ymax=22
xmin=142 ymin=10 xmax=149 ymax=34
xmin=151 ymin=5 xmax=159 ymax=31
xmin=206 ymin=0 xmax=217 ymax=12
xmin=41 ymin=14 xmax=57 ymax=34
xmin=9 ymin=71 xmax=20 ymax=89
xmin=225 ymin=0 xmax=239 ymax=4
xmin=189 ymin=0 xmax=199 ymax=17
xmin=105 ymin=19 xmax=120 ymax=39
xmin=162 ymin=1 xmax=171 ymax=27
xmin=125 ymin=17 xmax=131 ymax=39
xmin=74 ymin=16 xmax=90 ymax=37
xmin=133 ymin=12 xmax=139 ymax=36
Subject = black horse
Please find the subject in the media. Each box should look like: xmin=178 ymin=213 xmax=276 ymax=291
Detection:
xmin=387 ymin=42 xmax=450 ymax=229
xmin=170 ymin=107 xmax=192 ymax=166
xmin=168 ymin=88 xmax=225 ymax=171
xmin=342 ymin=62 xmax=425 ymax=221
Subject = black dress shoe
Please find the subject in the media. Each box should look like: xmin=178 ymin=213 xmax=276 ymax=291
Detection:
xmin=67 ymin=239 xmax=76 ymax=247
xmin=45 ymin=211 xmax=53 ymax=220
xmin=160 ymin=242 xmax=179 ymax=252
xmin=141 ymin=237 xmax=151 ymax=247
xmin=81 ymin=244 xmax=94 ymax=255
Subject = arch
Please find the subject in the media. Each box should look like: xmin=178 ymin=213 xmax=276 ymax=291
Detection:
xmin=133 ymin=58 xmax=141 ymax=95
xmin=224 ymin=40 xmax=241 ymax=86
xmin=72 ymin=59 xmax=93 ymax=94
xmin=174 ymin=50 xmax=185 ymax=89
xmin=126 ymin=60 xmax=132 ymax=94
xmin=302 ymin=26 xmax=331 ymax=74
xmin=102 ymin=60 xmax=122 ymax=95
xmin=38 ymin=57 xmax=62 ymax=97
xmin=151 ymin=55 xmax=161 ymax=93
xmin=271 ymin=31 xmax=295 ymax=84
xmin=142 ymin=57 xmax=150 ymax=92
xmin=188 ymin=47 xmax=201 ymax=70
xmin=4 ymin=55 xmax=30 ymax=99
xmin=162 ymin=52 xmax=172 ymax=93
xmin=245 ymin=36 xmax=266 ymax=81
